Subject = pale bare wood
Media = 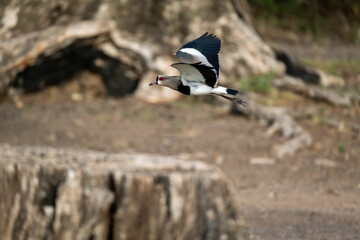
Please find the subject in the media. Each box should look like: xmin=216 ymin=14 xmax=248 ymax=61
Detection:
xmin=0 ymin=145 xmax=246 ymax=240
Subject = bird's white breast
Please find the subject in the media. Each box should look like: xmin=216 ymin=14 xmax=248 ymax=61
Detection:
xmin=182 ymin=80 xmax=213 ymax=95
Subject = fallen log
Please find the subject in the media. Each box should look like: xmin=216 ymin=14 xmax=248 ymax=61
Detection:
xmin=273 ymin=76 xmax=353 ymax=107
xmin=0 ymin=144 xmax=246 ymax=240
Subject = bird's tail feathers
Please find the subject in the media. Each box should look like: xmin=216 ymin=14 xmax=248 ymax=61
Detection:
xmin=226 ymin=88 xmax=239 ymax=96
xmin=211 ymin=86 xmax=238 ymax=96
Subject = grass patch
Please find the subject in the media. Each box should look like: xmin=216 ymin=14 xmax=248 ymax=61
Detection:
xmin=171 ymin=121 xmax=184 ymax=131
xmin=303 ymin=58 xmax=360 ymax=79
xmin=338 ymin=142 xmax=346 ymax=153
xmin=240 ymin=72 xmax=276 ymax=94
xmin=319 ymin=117 xmax=329 ymax=126
xmin=236 ymin=73 xmax=302 ymax=106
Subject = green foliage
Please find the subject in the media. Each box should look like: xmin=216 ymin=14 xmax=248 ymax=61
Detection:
xmin=248 ymin=0 xmax=360 ymax=42
xmin=172 ymin=121 xmax=184 ymax=131
xmin=241 ymin=72 xmax=275 ymax=94
xmin=338 ymin=142 xmax=346 ymax=153
xmin=319 ymin=117 xmax=329 ymax=126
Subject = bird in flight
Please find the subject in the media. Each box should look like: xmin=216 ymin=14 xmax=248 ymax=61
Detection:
xmin=149 ymin=32 xmax=246 ymax=106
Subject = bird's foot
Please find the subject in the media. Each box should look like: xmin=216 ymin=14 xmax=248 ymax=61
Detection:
xmin=212 ymin=93 xmax=246 ymax=107
xmin=232 ymin=97 xmax=246 ymax=107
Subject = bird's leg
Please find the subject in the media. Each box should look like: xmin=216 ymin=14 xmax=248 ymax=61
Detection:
xmin=211 ymin=93 xmax=246 ymax=107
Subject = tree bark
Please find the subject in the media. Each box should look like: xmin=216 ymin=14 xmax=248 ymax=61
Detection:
xmin=0 ymin=144 xmax=246 ymax=240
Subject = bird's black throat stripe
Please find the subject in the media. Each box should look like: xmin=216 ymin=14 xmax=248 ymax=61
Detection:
xmin=177 ymin=82 xmax=191 ymax=95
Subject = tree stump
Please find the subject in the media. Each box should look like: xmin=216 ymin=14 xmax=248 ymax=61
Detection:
xmin=0 ymin=144 xmax=246 ymax=240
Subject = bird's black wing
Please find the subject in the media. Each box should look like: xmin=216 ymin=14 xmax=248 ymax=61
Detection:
xmin=171 ymin=62 xmax=218 ymax=88
xmin=178 ymin=32 xmax=221 ymax=75
xmin=191 ymin=62 xmax=218 ymax=87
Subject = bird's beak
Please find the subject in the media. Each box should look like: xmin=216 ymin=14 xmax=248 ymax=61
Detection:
xmin=172 ymin=53 xmax=176 ymax=56
xmin=149 ymin=80 xmax=157 ymax=86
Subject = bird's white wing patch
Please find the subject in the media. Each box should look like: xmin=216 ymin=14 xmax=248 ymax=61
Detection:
xmin=178 ymin=48 xmax=213 ymax=67
xmin=171 ymin=63 xmax=206 ymax=85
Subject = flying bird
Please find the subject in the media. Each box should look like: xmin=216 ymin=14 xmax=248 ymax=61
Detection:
xmin=149 ymin=32 xmax=246 ymax=106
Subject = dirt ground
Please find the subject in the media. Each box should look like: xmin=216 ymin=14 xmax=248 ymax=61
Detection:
xmin=1 ymin=74 xmax=360 ymax=239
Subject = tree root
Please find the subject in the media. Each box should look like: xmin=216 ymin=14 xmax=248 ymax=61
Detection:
xmin=288 ymin=107 xmax=360 ymax=136
xmin=231 ymin=95 xmax=312 ymax=158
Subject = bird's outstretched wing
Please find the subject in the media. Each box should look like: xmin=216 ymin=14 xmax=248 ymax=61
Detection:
xmin=171 ymin=62 xmax=218 ymax=87
xmin=176 ymin=32 xmax=221 ymax=76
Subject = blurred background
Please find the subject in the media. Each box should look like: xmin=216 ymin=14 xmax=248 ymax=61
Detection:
xmin=0 ymin=0 xmax=359 ymax=239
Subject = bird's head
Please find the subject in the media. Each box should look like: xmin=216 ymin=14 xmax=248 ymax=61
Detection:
xmin=149 ymin=75 xmax=170 ymax=86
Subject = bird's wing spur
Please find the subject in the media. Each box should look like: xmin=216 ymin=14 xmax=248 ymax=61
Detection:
xmin=171 ymin=62 xmax=218 ymax=87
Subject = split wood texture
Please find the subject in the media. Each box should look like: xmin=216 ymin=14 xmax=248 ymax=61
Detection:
xmin=0 ymin=145 xmax=246 ymax=240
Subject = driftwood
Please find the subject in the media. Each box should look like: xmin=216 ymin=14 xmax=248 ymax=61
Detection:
xmin=0 ymin=144 xmax=246 ymax=240
xmin=231 ymin=95 xmax=312 ymax=158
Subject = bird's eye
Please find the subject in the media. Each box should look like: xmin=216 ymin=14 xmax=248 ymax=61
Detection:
xmin=159 ymin=77 xmax=164 ymax=81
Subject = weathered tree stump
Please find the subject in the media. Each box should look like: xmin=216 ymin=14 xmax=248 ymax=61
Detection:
xmin=0 ymin=145 xmax=246 ymax=240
